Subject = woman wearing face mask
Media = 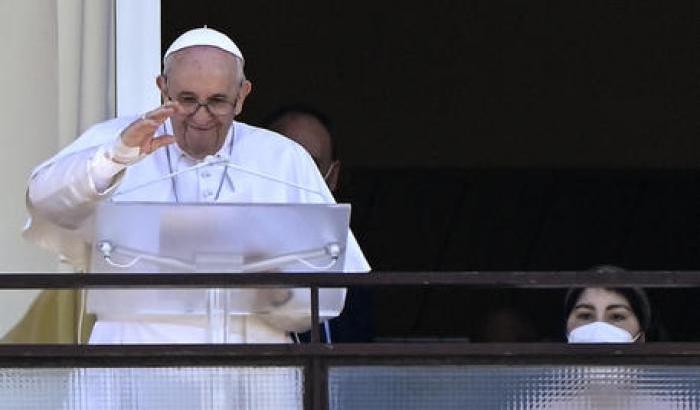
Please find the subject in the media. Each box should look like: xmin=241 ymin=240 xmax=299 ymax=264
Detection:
xmin=523 ymin=286 xmax=674 ymax=408
xmin=564 ymin=287 xmax=651 ymax=343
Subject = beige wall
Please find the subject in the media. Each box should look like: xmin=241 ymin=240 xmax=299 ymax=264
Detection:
xmin=0 ymin=0 xmax=60 ymax=335
xmin=0 ymin=1 xmax=60 ymax=272
xmin=0 ymin=0 xmax=115 ymax=337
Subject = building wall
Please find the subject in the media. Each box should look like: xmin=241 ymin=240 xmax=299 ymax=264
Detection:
xmin=0 ymin=0 xmax=61 ymax=334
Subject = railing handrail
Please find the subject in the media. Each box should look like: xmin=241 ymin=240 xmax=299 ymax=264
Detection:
xmin=3 ymin=343 xmax=700 ymax=365
xmin=1 ymin=271 xmax=699 ymax=288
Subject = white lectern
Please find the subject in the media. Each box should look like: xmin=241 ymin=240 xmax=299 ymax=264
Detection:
xmin=87 ymin=202 xmax=350 ymax=343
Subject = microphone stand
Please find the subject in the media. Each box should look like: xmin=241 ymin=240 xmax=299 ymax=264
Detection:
xmin=113 ymin=155 xmax=326 ymax=200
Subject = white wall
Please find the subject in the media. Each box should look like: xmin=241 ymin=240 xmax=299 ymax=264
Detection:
xmin=116 ymin=0 xmax=161 ymax=116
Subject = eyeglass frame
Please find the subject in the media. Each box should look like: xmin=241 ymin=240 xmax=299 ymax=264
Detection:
xmin=161 ymin=77 xmax=244 ymax=117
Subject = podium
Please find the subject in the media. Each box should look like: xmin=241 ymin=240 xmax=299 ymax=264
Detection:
xmin=86 ymin=202 xmax=350 ymax=343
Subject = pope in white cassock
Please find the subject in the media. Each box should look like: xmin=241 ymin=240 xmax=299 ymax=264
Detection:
xmin=24 ymin=27 xmax=370 ymax=345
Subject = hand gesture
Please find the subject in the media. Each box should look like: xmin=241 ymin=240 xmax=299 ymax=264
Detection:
xmin=120 ymin=101 xmax=183 ymax=155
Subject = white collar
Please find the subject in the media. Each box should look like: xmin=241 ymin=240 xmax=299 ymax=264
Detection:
xmin=162 ymin=120 xmax=237 ymax=203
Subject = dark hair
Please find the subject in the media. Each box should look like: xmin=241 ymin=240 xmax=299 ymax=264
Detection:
xmin=261 ymin=103 xmax=338 ymax=160
xmin=563 ymin=287 xmax=652 ymax=334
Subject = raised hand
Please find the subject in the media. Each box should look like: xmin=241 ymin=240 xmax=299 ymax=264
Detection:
xmin=120 ymin=101 xmax=183 ymax=155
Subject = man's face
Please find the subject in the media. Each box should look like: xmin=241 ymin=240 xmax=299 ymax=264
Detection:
xmin=269 ymin=114 xmax=339 ymax=190
xmin=157 ymin=46 xmax=251 ymax=159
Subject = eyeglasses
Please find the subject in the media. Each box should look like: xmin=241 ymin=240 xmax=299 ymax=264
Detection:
xmin=168 ymin=94 xmax=237 ymax=116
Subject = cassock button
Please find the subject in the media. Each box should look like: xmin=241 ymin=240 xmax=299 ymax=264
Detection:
xmin=201 ymin=170 xmax=211 ymax=178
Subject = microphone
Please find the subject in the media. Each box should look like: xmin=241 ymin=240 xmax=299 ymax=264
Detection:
xmin=112 ymin=155 xmax=219 ymax=198
xmin=216 ymin=156 xmax=325 ymax=198
xmin=112 ymin=153 xmax=325 ymax=199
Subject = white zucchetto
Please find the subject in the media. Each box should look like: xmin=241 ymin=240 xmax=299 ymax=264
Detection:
xmin=164 ymin=26 xmax=244 ymax=62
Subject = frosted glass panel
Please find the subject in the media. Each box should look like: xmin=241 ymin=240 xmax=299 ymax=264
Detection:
xmin=329 ymin=365 xmax=700 ymax=410
xmin=0 ymin=366 xmax=302 ymax=410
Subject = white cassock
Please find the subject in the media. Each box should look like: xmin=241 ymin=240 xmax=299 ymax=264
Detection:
xmin=24 ymin=116 xmax=370 ymax=345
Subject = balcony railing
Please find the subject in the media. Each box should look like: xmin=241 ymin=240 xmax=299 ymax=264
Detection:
xmin=1 ymin=271 xmax=700 ymax=409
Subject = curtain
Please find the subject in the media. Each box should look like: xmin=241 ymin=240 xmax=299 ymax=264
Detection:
xmin=0 ymin=0 xmax=115 ymax=343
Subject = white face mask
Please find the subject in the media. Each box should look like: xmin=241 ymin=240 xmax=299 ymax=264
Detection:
xmin=567 ymin=321 xmax=640 ymax=344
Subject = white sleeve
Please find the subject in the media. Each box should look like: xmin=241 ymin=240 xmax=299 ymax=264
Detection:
xmin=89 ymin=138 xmax=140 ymax=192
xmin=23 ymin=117 xmax=139 ymax=268
xmin=27 ymin=135 xmax=142 ymax=228
xmin=27 ymin=151 xmax=122 ymax=231
xmin=90 ymin=145 xmax=128 ymax=192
